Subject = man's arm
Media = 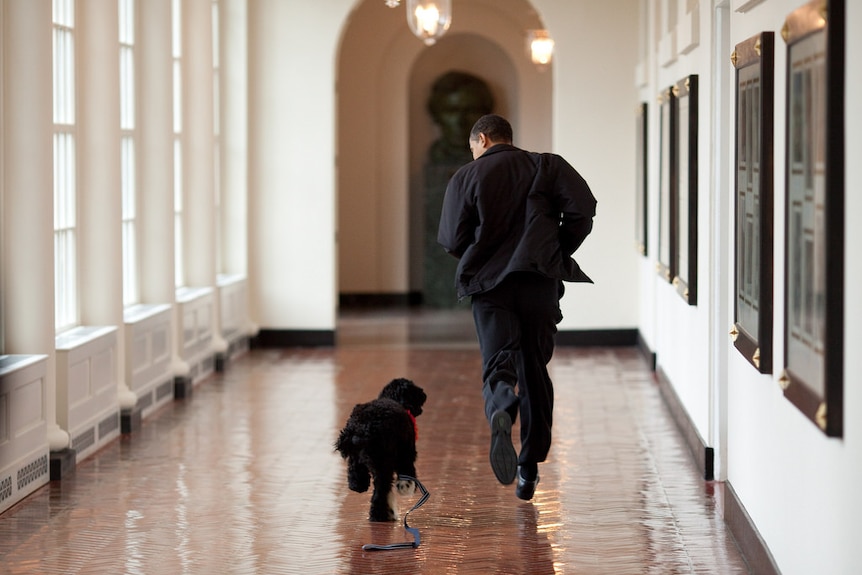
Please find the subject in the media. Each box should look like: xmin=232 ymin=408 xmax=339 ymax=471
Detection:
xmin=551 ymin=155 xmax=597 ymax=256
xmin=437 ymin=175 xmax=477 ymax=259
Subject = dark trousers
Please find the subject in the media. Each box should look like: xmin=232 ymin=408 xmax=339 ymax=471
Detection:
xmin=471 ymin=272 xmax=562 ymax=466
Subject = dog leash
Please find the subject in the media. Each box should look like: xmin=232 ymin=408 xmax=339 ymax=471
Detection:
xmin=361 ymin=476 xmax=429 ymax=551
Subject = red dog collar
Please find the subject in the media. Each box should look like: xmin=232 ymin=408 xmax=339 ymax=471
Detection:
xmin=407 ymin=410 xmax=418 ymax=441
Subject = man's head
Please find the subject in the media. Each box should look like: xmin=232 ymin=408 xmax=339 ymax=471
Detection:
xmin=468 ymin=114 xmax=513 ymax=159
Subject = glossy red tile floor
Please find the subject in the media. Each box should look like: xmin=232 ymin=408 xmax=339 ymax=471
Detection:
xmin=0 ymin=309 xmax=750 ymax=574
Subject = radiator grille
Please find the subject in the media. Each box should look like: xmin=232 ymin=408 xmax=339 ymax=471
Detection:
xmin=17 ymin=455 xmax=48 ymax=490
xmin=0 ymin=475 xmax=12 ymax=503
xmin=99 ymin=412 xmax=120 ymax=438
xmin=72 ymin=427 xmax=96 ymax=453
xmin=138 ymin=390 xmax=154 ymax=410
xmin=156 ymin=380 xmax=173 ymax=401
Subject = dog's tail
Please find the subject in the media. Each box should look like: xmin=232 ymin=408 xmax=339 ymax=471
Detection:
xmin=334 ymin=424 xmax=369 ymax=457
xmin=334 ymin=428 xmax=351 ymax=457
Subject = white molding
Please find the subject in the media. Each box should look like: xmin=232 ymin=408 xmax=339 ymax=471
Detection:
xmin=635 ymin=59 xmax=649 ymax=88
xmin=678 ymin=2 xmax=700 ymax=55
xmin=659 ymin=30 xmax=678 ymax=67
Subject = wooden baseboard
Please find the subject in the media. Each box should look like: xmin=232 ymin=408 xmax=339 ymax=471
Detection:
xmin=724 ymin=482 xmax=781 ymax=575
xmin=555 ymin=328 xmax=638 ymax=347
xmin=636 ymin=331 xmax=657 ymax=371
xmin=339 ymin=292 xmax=422 ymax=308
xmin=654 ymin=366 xmax=714 ymax=480
xmin=252 ymin=329 xmax=336 ymax=348
xmin=653 ymin=362 xmax=780 ymax=573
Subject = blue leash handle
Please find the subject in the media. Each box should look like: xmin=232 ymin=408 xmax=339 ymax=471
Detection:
xmin=362 ymin=476 xmax=429 ymax=551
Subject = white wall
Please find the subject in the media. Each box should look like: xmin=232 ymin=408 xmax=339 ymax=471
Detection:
xmin=642 ymin=0 xmax=716 ymax=460
xmin=722 ymin=2 xmax=861 ymax=573
xmin=538 ymin=0 xmax=641 ymax=331
xmin=247 ymin=0 xmax=349 ymax=329
xmin=634 ymin=0 xmax=862 ymax=573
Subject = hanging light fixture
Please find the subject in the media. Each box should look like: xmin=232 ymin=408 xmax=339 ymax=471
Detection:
xmin=527 ymin=29 xmax=555 ymax=67
xmin=406 ymin=0 xmax=452 ymax=45
xmin=384 ymin=0 xmax=400 ymax=7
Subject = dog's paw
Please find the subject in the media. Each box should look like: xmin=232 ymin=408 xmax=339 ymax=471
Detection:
xmin=369 ymin=490 xmax=399 ymax=522
xmin=369 ymin=508 xmax=397 ymax=522
xmin=396 ymin=478 xmax=416 ymax=496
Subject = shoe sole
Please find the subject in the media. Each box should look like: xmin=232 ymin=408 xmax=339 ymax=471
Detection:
xmin=489 ymin=411 xmax=517 ymax=485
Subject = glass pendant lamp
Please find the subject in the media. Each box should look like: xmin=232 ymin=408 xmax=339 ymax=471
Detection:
xmin=406 ymin=0 xmax=452 ymax=45
xmin=528 ymin=29 xmax=555 ymax=67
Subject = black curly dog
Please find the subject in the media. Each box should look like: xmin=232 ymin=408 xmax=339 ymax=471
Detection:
xmin=335 ymin=378 xmax=427 ymax=521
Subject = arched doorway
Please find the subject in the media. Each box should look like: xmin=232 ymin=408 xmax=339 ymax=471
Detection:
xmin=336 ymin=0 xmax=552 ymax=308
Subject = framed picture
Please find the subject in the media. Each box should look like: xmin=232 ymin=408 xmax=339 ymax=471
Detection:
xmin=732 ymin=32 xmax=774 ymax=373
xmin=673 ymin=75 xmax=698 ymax=305
xmin=656 ymin=87 xmax=675 ymax=283
xmin=781 ymin=0 xmax=844 ymax=436
xmin=635 ymin=102 xmax=648 ymax=256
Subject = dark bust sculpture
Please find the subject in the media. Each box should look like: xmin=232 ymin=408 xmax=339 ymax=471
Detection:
xmin=427 ymin=71 xmax=495 ymax=165
xmin=423 ymin=71 xmax=494 ymax=307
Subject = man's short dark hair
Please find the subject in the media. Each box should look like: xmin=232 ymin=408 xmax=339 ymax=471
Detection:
xmin=470 ymin=114 xmax=513 ymax=144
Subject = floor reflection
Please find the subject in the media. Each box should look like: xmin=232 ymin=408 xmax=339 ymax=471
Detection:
xmin=0 ymin=311 xmax=750 ymax=574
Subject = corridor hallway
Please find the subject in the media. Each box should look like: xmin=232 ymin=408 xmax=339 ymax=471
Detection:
xmin=0 ymin=309 xmax=750 ymax=574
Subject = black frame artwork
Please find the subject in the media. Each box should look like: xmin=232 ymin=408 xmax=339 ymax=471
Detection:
xmin=657 ymin=87 xmax=675 ymax=283
xmin=636 ymin=102 xmax=648 ymax=256
xmin=732 ymin=32 xmax=774 ymax=374
xmin=781 ymin=0 xmax=844 ymax=436
xmin=673 ymin=75 xmax=698 ymax=305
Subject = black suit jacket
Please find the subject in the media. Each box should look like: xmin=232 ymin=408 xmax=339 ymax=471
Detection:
xmin=437 ymin=144 xmax=597 ymax=299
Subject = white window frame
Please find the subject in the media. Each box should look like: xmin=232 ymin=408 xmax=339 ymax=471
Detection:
xmin=53 ymin=0 xmax=78 ymax=332
xmin=120 ymin=0 xmax=139 ymax=307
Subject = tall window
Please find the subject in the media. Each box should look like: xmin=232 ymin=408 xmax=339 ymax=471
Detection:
xmin=119 ymin=0 xmax=138 ymax=306
xmin=53 ymin=0 xmax=77 ymax=332
xmin=172 ymin=0 xmax=184 ymax=287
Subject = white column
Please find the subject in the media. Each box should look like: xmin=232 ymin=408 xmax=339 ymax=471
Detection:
xmin=219 ymin=0 xmax=248 ymax=278
xmin=3 ymin=0 xmax=69 ymax=450
xmin=137 ymin=0 xmax=175 ymax=305
xmin=247 ymin=0 xmax=339 ymax=330
xmin=708 ymin=0 xmax=731 ymax=482
xmin=182 ymin=0 xmax=225 ymax=354
xmin=219 ymin=0 xmax=255 ymax=339
xmin=182 ymin=0 xmax=215 ymax=288
xmin=77 ymin=0 xmax=136 ymax=409
xmin=137 ymin=0 xmax=187 ymax=376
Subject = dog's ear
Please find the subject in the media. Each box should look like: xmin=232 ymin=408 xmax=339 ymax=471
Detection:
xmin=406 ymin=385 xmax=427 ymax=416
xmin=379 ymin=378 xmax=412 ymax=402
xmin=379 ymin=378 xmax=426 ymax=414
xmin=390 ymin=380 xmax=425 ymax=416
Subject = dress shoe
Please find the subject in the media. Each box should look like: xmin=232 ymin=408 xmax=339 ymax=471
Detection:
xmin=489 ymin=410 xmax=517 ymax=484
xmin=515 ymin=465 xmax=539 ymax=500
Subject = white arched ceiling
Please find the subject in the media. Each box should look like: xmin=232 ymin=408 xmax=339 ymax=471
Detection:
xmin=337 ymin=0 xmax=551 ymax=297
